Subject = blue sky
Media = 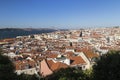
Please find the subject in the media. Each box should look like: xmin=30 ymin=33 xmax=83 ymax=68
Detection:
xmin=0 ymin=0 xmax=120 ymax=29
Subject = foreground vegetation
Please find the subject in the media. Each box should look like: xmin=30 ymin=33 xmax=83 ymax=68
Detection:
xmin=0 ymin=50 xmax=120 ymax=80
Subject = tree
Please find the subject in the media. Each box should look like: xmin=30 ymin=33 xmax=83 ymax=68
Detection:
xmin=0 ymin=54 xmax=16 ymax=80
xmin=0 ymin=48 xmax=40 ymax=80
xmin=30 ymin=35 xmax=35 ymax=38
xmin=44 ymin=67 xmax=89 ymax=80
xmin=93 ymin=50 xmax=120 ymax=80
xmin=83 ymin=69 xmax=93 ymax=80
xmin=0 ymin=48 xmax=3 ymax=54
xmin=17 ymin=73 xmax=40 ymax=80
xmin=80 ymin=31 xmax=82 ymax=37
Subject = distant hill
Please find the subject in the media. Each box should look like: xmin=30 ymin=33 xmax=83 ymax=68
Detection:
xmin=0 ymin=28 xmax=57 ymax=39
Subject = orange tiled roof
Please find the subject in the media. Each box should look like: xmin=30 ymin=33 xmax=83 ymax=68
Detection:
xmin=47 ymin=53 xmax=58 ymax=58
xmin=14 ymin=60 xmax=35 ymax=70
xmin=51 ymin=62 xmax=68 ymax=71
xmin=65 ymin=51 xmax=74 ymax=57
xmin=84 ymin=51 xmax=98 ymax=58
xmin=46 ymin=60 xmax=68 ymax=72
xmin=70 ymin=56 xmax=86 ymax=65
xmin=46 ymin=60 xmax=54 ymax=68
xmin=76 ymin=48 xmax=99 ymax=58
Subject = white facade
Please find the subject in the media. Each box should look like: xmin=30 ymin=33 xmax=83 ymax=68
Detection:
xmin=75 ymin=52 xmax=91 ymax=69
xmin=16 ymin=68 xmax=38 ymax=75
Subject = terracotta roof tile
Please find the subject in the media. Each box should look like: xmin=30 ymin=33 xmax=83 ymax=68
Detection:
xmin=14 ymin=60 xmax=36 ymax=70
xmin=46 ymin=60 xmax=54 ymax=68
xmin=51 ymin=62 xmax=68 ymax=71
xmin=76 ymin=48 xmax=99 ymax=58
xmin=70 ymin=56 xmax=86 ymax=65
xmin=47 ymin=54 xmax=58 ymax=58
xmin=65 ymin=51 xmax=74 ymax=57
xmin=46 ymin=60 xmax=68 ymax=72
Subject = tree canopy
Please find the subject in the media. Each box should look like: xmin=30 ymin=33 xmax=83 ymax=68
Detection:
xmin=44 ymin=67 xmax=90 ymax=80
xmin=0 ymin=54 xmax=16 ymax=80
xmin=0 ymin=49 xmax=40 ymax=80
xmin=93 ymin=50 xmax=120 ymax=80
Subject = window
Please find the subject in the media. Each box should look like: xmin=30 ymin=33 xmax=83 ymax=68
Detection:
xmin=78 ymin=67 xmax=82 ymax=70
xmin=82 ymin=65 xmax=85 ymax=70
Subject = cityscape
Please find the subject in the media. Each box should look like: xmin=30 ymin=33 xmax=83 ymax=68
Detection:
xmin=1 ymin=0 xmax=120 ymax=80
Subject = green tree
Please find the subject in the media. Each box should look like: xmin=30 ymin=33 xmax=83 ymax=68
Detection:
xmin=44 ymin=67 xmax=89 ymax=80
xmin=0 ymin=54 xmax=16 ymax=80
xmin=93 ymin=50 xmax=120 ymax=80
xmin=79 ymin=31 xmax=82 ymax=37
xmin=83 ymin=68 xmax=93 ymax=80
xmin=30 ymin=35 xmax=35 ymax=38
xmin=17 ymin=73 xmax=40 ymax=80
xmin=0 ymin=49 xmax=40 ymax=80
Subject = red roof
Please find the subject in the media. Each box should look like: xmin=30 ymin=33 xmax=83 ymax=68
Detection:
xmin=47 ymin=53 xmax=58 ymax=58
xmin=76 ymin=48 xmax=99 ymax=58
xmin=69 ymin=56 xmax=86 ymax=65
xmin=46 ymin=60 xmax=68 ymax=71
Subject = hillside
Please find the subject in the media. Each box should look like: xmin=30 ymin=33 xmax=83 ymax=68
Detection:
xmin=0 ymin=28 xmax=57 ymax=39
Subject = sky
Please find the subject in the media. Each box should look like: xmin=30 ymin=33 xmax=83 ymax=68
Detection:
xmin=0 ymin=0 xmax=120 ymax=29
